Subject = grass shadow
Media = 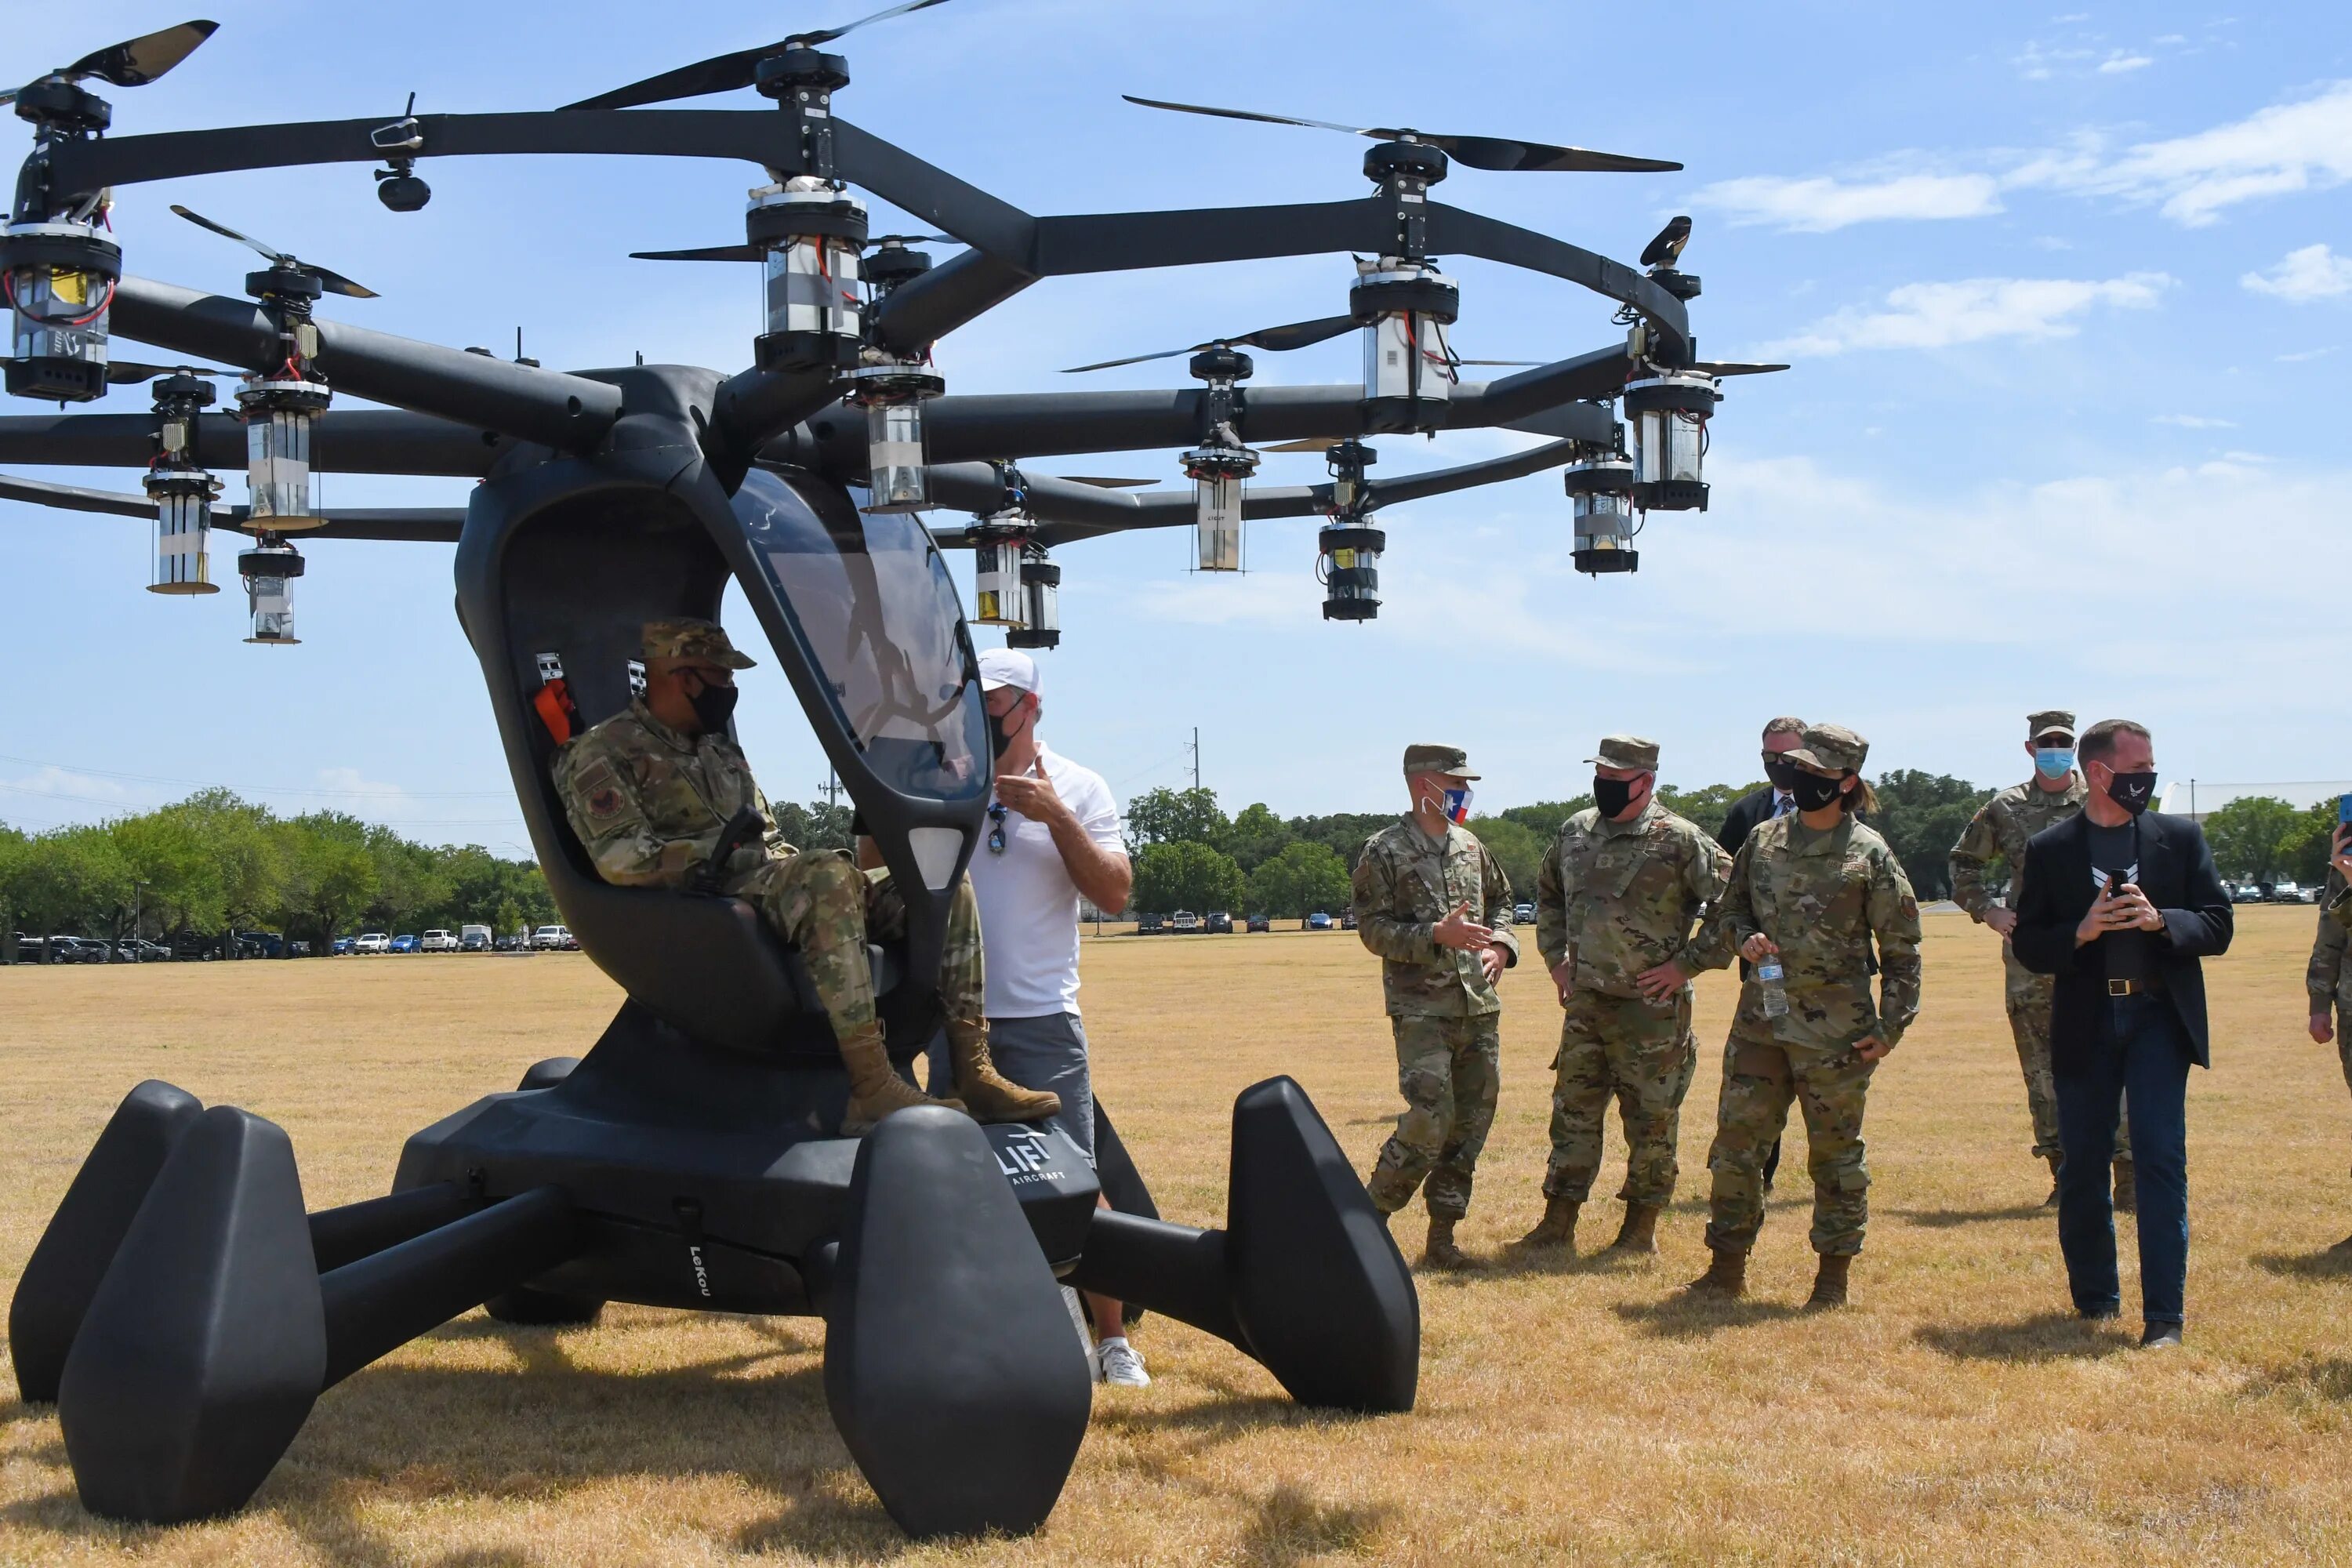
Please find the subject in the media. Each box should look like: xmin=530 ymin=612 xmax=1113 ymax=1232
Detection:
xmin=1609 ymin=1294 xmax=1805 ymax=1341
xmin=1233 ymin=1484 xmax=1396 ymax=1566
xmin=2252 ymin=1247 xmax=2352 ymax=1282
xmin=1915 ymin=1311 xmax=2130 ymax=1363
xmin=2238 ymin=1355 xmax=2352 ymax=1410
xmin=1893 ymin=1203 xmax=2053 ymax=1229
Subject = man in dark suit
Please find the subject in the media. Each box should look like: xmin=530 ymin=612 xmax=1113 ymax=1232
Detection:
xmin=2012 ymin=718 xmax=2232 ymax=1348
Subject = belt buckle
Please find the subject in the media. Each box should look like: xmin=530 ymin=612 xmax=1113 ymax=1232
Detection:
xmin=2107 ymin=978 xmax=2132 ymax=997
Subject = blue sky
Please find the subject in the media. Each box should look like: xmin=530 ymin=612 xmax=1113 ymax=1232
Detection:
xmin=2 ymin=1 xmax=2347 ymax=849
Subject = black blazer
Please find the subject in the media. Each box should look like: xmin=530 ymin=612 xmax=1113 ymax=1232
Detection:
xmin=1716 ymin=785 xmax=1780 ymax=858
xmin=2011 ymin=809 xmax=2233 ymax=1069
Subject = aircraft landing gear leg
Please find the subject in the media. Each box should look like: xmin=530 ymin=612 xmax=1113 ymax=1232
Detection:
xmin=9 ymin=1079 xmax=204 ymax=1403
xmin=57 ymin=1106 xmax=327 ymax=1524
xmin=814 ymin=1105 xmax=1092 ymax=1539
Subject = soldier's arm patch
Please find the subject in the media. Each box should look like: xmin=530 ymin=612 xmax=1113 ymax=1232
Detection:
xmin=572 ymin=758 xmax=626 ymax=822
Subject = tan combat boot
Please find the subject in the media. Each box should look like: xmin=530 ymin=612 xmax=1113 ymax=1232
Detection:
xmin=944 ymin=1018 xmax=1062 ymax=1123
xmin=840 ymin=1022 xmax=962 ymax=1134
xmin=2043 ymin=1153 xmax=2063 ymax=1208
xmin=1609 ymin=1201 xmax=1663 ymax=1254
xmin=1513 ymin=1195 xmax=1580 ymax=1251
xmin=1807 ymin=1252 xmax=1852 ymax=1308
xmin=2112 ymin=1157 xmax=2136 ymax=1214
xmin=1421 ymin=1215 xmax=1477 ymax=1272
xmin=1682 ymin=1247 xmax=1746 ymax=1298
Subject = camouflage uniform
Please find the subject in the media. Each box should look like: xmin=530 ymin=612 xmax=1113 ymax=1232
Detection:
xmin=1534 ymin=738 xmax=1734 ymax=1207
xmin=1704 ymin=725 xmax=1922 ymax=1259
xmin=2311 ymin=868 xmax=2352 ymax=1101
xmin=551 ymin=627 xmax=984 ymax=1045
xmin=1949 ymin=770 xmax=2102 ymax=1162
xmin=1354 ymin=746 xmax=1520 ymax=1221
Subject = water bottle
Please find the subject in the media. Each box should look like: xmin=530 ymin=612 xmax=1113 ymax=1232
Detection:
xmin=1758 ymin=958 xmax=1789 ymax=1019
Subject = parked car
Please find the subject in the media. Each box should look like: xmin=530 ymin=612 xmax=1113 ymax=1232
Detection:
xmin=1134 ymin=913 xmax=1164 ymax=935
xmin=390 ymin=934 xmax=421 ymax=953
xmin=116 ymin=938 xmax=172 ymax=963
xmin=531 ymin=924 xmax=572 ymax=951
xmin=1513 ymin=902 xmax=1535 ymax=924
xmin=167 ymin=930 xmax=223 ymax=961
xmin=2229 ymin=883 xmax=2266 ymax=905
xmin=419 ymin=929 xmax=460 ymax=953
xmin=353 ymin=932 xmax=391 ymax=954
xmin=1340 ymin=909 xmax=1358 ymax=931
xmin=495 ymin=932 xmax=530 ymax=952
xmin=1170 ymin=910 xmax=1201 ymax=934
xmin=2270 ymin=881 xmax=2307 ymax=904
xmin=1307 ymin=911 xmax=1334 ymax=931
xmin=1206 ymin=912 xmax=1233 ymax=934
xmin=331 ymin=936 xmax=354 ymax=955
xmin=459 ymin=924 xmax=492 ymax=952
xmin=1246 ymin=913 xmax=1270 ymax=933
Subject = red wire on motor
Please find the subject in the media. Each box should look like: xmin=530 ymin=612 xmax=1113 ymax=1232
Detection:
xmin=0 ymin=270 xmax=116 ymax=328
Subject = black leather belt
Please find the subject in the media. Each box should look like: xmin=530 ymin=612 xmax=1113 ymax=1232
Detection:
xmin=2107 ymin=978 xmax=2153 ymax=996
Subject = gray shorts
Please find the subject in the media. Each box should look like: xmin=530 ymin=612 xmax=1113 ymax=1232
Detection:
xmin=971 ymin=1011 xmax=1097 ymax=1165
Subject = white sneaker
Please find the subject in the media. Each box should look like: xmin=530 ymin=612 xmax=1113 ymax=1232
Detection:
xmin=1094 ymin=1335 xmax=1150 ymax=1388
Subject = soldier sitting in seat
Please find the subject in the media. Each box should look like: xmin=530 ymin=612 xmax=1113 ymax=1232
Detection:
xmin=550 ymin=617 xmax=1057 ymax=1133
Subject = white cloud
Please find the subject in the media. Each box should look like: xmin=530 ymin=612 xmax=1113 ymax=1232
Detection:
xmin=1697 ymin=172 xmax=2004 ymax=232
xmin=2241 ymin=243 xmax=2352 ymax=302
xmin=1703 ymin=80 xmax=2352 ymax=235
xmin=1761 ymin=273 xmax=2171 ymax=357
xmin=2098 ymin=53 xmax=2154 ymax=74
xmin=2278 ymin=345 xmax=2338 ymax=362
xmin=2151 ymin=413 xmax=2236 ymax=428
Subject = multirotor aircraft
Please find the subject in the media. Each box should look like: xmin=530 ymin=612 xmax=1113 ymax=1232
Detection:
xmin=0 ymin=8 xmax=1784 ymax=1541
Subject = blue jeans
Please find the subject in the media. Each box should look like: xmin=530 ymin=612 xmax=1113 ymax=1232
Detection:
xmin=2054 ymin=994 xmax=2192 ymax=1325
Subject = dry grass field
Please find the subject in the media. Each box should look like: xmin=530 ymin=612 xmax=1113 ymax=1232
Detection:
xmin=5 ymin=906 xmax=2352 ymax=1566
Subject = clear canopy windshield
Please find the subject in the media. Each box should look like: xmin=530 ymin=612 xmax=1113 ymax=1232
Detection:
xmin=731 ymin=467 xmax=987 ymax=804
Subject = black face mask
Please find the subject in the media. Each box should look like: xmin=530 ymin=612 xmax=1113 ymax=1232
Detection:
xmin=2104 ymin=770 xmax=2158 ymax=815
xmin=1788 ymin=771 xmax=1846 ymax=812
xmin=1763 ymin=754 xmax=1801 ymax=792
xmin=1593 ymin=775 xmax=1641 ymax=818
xmin=686 ymin=677 xmax=739 ymax=735
xmin=988 ymin=701 xmax=1026 ymax=762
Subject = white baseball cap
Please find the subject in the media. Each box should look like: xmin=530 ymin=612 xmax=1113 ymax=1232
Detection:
xmin=977 ymin=647 xmax=1041 ymax=696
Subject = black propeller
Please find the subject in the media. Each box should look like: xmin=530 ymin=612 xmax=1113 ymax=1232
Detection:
xmin=0 ymin=20 xmax=218 ymax=108
xmin=171 ymin=205 xmax=379 ymax=299
xmin=1053 ymin=476 xmax=1155 ymax=488
xmin=564 ymin=0 xmax=956 ymax=111
xmin=107 ymin=359 xmax=242 ymax=385
xmin=0 ymin=472 xmax=155 ymax=519
xmin=1641 ymin=215 xmax=1693 ymax=270
xmin=1122 ymin=96 xmax=1680 ymax=174
xmin=1690 ymin=361 xmax=1789 ymax=377
xmin=1062 ymin=314 xmax=1358 ymax=373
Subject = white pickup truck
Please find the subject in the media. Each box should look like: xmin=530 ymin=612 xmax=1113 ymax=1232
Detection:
xmin=419 ymin=929 xmax=460 ymax=953
xmin=532 ymin=924 xmax=573 ymax=950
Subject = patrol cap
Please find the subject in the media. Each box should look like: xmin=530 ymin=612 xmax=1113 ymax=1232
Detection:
xmin=2027 ymin=709 xmax=2076 ymax=742
xmin=1781 ymin=722 xmax=1868 ymax=775
xmin=978 ymin=647 xmax=1041 ymax=696
xmin=642 ymin=617 xmax=755 ymax=670
xmin=1403 ymin=743 xmax=1478 ymax=779
xmin=1584 ymin=734 xmax=1660 ymax=771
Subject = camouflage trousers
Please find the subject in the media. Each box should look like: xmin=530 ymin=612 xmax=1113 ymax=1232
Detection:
xmin=2005 ymin=949 xmax=2129 ymax=1162
xmin=1365 ymin=1013 xmax=1501 ymax=1221
xmin=725 ymin=851 xmax=984 ymax=1039
xmin=1703 ymin=1013 xmax=1878 ymax=1258
xmin=1541 ymin=989 xmax=1697 ymax=1207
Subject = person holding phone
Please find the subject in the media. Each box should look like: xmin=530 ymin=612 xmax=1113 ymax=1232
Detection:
xmin=2011 ymin=719 xmax=2233 ymax=1349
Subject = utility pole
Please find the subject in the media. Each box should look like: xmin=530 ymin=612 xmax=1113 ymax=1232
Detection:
xmin=1188 ymin=727 xmax=1201 ymax=793
xmin=818 ymin=768 xmax=840 ymax=811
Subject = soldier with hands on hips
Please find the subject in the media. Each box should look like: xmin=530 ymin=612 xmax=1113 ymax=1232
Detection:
xmin=1518 ymin=735 xmax=1733 ymax=1256
xmin=1354 ymin=744 xmax=1519 ymax=1271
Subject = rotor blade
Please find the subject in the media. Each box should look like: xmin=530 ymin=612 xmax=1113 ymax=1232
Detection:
xmin=630 ymin=244 xmax=766 ymax=263
xmin=560 ymin=44 xmax=778 ymax=111
xmin=0 ymin=90 xmax=16 ymax=110
xmin=1640 ymin=214 xmax=1692 ymax=269
xmin=1502 ymin=405 xmax=1611 ymax=441
xmin=1061 ymin=346 xmax=1195 ymax=373
xmin=1454 ymin=358 xmax=1542 ymax=366
xmin=309 ymin=264 xmax=379 ymax=300
xmin=1054 ymin=475 xmax=1155 ymax=488
xmin=1121 ymin=95 xmax=1369 ymax=138
xmin=1262 ymin=438 xmax=1337 ymax=453
xmin=1234 ymin=313 xmax=1358 ymax=354
xmin=1416 ymin=133 xmax=1682 ymax=174
xmin=789 ymin=0 xmax=956 ymax=49
xmin=869 ymin=234 xmax=957 ymax=245
xmin=106 ymin=359 xmax=241 ymax=383
xmin=0 ymin=471 xmax=154 ymax=518
xmin=171 ymin=204 xmax=286 ymax=263
xmin=67 ymin=20 xmax=219 ymax=89
xmin=1690 ymin=360 xmax=1790 ymax=377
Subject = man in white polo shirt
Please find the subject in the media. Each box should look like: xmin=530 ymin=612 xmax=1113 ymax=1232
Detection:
xmin=969 ymin=648 xmax=1145 ymax=1386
